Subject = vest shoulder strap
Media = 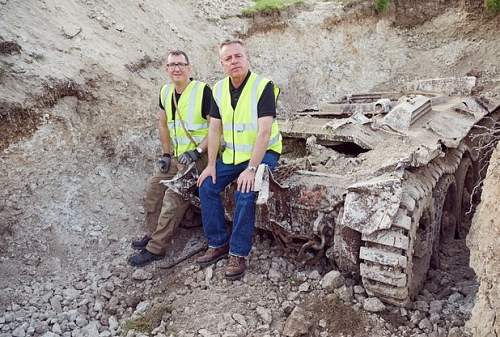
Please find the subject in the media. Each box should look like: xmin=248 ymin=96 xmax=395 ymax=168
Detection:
xmin=160 ymin=84 xmax=171 ymax=110
xmin=213 ymin=79 xmax=227 ymax=107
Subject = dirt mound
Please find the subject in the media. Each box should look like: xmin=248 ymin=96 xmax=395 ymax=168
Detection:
xmin=466 ymin=142 xmax=500 ymax=337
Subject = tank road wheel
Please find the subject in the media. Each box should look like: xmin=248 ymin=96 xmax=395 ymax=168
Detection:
xmin=407 ymin=193 xmax=436 ymax=298
xmin=431 ymin=175 xmax=458 ymax=269
xmin=454 ymin=156 xmax=476 ymax=239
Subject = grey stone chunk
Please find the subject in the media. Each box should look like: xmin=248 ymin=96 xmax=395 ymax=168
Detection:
xmin=50 ymin=296 xmax=63 ymax=313
xmin=353 ymin=285 xmax=366 ymax=295
xmin=63 ymin=288 xmax=80 ymax=300
xmin=231 ymin=313 xmax=247 ymax=327
xmin=3 ymin=314 xmax=14 ymax=323
xmin=198 ymin=328 xmax=215 ymax=337
xmin=34 ymin=321 xmax=48 ymax=334
xmin=448 ymin=327 xmax=466 ymax=337
xmin=256 ymin=306 xmax=272 ymax=325
xmin=134 ymin=301 xmax=150 ymax=315
xmin=131 ymin=270 xmax=152 ymax=281
xmin=75 ymin=316 xmax=88 ymax=328
xmin=410 ymin=310 xmax=425 ymax=326
xmin=298 ymin=282 xmax=310 ymax=293
xmin=12 ymin=326 xmax=26 ymax=337
xmin=363 ymin=297 xmax=386 ymax=312
xmin=41 ymin=332 xmax=59 ymax=337
xmin=308 ymin=270 xmax=321 ymax=280
xmin=429 ymin=300 xmax=443 ymax=314
xmin=82 ymin=321 xmax=100 ymax=337
xmin=320 ymin=270 xmax=344 ymax=290
xmin=448 ymin=292 xmax=464 ymax=304
xmin=268 ymin=268 xmax=282 ymax=283
xmin=459 ymin=298 xmax=474 ymax=315
xmin=283 ymin=306 xmax=311 ymax=337
xmin=335 ymin=285 xmax=354 ymax=303
xmin=429 ymin=312 xmax=440 ymax=324
xmin=52 ymin=323 xmax=62 ymax=334
xmin=108 ymin=316 xmax=118 ymax=331
xmin=418 ymin=318 xmax=432 ymax=331
xmin=413 ymin=300 xmax=429 ymax=312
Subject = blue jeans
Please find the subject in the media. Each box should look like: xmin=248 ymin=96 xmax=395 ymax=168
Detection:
xmin=199 ymin=152 xmax=279 ymax=256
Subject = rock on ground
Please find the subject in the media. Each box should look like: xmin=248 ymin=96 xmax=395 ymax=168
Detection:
xmin=363 ymin=297 xmax=386 ymax=313
xmin=283 ymin=306 xmax=312 ymax=337
xmin=320 ymin=270 xmax=344 ymax=290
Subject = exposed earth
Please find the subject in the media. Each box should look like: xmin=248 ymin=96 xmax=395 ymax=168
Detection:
xmin=0 ymin=1 xmax=499 ymax=337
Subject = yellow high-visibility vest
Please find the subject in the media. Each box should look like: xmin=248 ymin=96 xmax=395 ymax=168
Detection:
xmin=160 ymin=80 xmax=208 ymax=157
xmin=212 ymin=73 xmax=282 ymax=165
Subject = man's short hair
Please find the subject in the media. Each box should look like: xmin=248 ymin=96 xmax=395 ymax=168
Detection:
xmin=167 ymin=50 xmax=189 ymax=64
xmin=219 ymin=39 xmax=245 ymax=50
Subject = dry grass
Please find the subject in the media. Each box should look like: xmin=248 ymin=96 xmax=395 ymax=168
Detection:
xmin=242 ymin=0 xmax=304 ymax=17
xmin=304 ymin=294 xmax=369 ymax=334
xmin=0 ymin=79 xmax=91 ymax=151
xmin=0 ymin=39 xmax=22 ymax=55
xmin=485 ymin=0 xmax=500 ymax=12
xmin=373 ymin=0 xmax=391 ymax=12
xmin=123 ymin=303 xmax=172 ymax=334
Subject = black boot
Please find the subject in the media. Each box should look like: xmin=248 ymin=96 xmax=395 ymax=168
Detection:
xmin=131 ymin=235 xmax=151 ymax=250
xmin=128 ymin=249 xmax=164 ymax=267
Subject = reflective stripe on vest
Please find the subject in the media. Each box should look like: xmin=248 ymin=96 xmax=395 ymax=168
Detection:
xmin=225 ymin=133 xmax=281 ymax=153
xmin=161 ymin=80 xmax=208 ymax=156
xmin=167 ymin=135 xmax=206 ymax=146
xmin=213 ymin=72 xmax=282 ymax=165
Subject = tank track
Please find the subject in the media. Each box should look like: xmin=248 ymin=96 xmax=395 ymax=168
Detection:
xmin=360 ymin=146 xmax=466 ymax=305
xmin=360 ymin=105 xmax=500 ymax=305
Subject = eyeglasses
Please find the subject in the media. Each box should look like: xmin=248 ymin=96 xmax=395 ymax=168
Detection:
xmin=166 ymin=62 xmax=189 ymax=70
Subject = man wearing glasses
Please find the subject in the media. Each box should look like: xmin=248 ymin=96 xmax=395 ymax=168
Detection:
xmin=129 ymin=50 xmax=212 ymax=267
xmin=196 ymin=40 xmax=282 ymax=280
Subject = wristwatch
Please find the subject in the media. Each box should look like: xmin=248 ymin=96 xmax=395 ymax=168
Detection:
xmin=247 ymin=165 xmax=257 ymax=172
xmin=196 ymin=147 xmax=203 ymax=154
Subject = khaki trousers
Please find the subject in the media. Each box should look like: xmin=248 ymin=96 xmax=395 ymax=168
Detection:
xmin=143 ymin=156 xmax=206 ymax=255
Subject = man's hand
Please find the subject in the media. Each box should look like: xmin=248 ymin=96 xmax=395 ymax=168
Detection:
xmin=158 ymin=154 xmax=171 ymax=173
xmin=197 ymin=164 xmax=216 ymax=187
xmin=178 ymin=149 xmax=201 ymax=165
xmin=237 ymin=168 xmax=255 ymax=193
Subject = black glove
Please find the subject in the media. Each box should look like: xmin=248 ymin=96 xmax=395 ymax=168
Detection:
xmin=178 ymin=149 xmax=201 ymax=165
xmin=158 ymin=154 xmax=171 ymax=173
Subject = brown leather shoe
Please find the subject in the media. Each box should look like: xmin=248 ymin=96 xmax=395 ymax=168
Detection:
xmin=196 ymin=245 xmax=229 ymax=268
xmin=225 ymin=256 xmax=246 ymax=281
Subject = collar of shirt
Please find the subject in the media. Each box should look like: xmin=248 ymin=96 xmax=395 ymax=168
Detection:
xmin=229 ymin=71 xmax=251 ymax=93
xmin=229 ymin=71 xmax=251 ymax=109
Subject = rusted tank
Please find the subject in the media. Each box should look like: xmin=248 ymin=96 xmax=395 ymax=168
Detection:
xmin=164 ymin=77 xmax=500 ymax=305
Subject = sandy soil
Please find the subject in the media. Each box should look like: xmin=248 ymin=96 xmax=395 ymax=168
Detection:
xmin=466 ymin=142 xmax=500 ymax=337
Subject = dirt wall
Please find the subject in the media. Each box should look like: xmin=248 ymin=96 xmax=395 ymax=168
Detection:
xmin=466 ymin=142 xmax=500 ymax=337
xmin=392 ymin=0 xmax=486 ymax=27
xmin=393 ymin=0 xmax=456 ymax=27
